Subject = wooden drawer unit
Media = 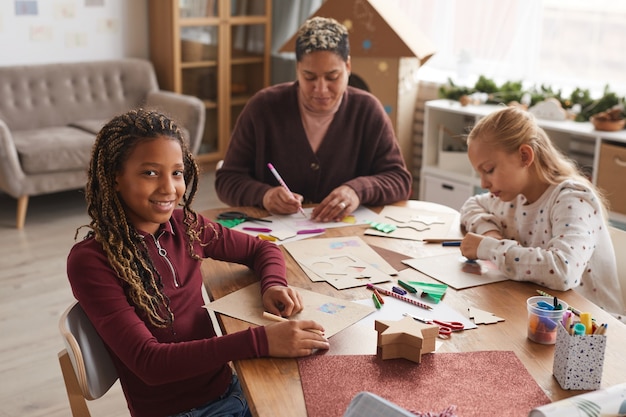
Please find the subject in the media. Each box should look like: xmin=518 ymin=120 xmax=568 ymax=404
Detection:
xmin=597 ymin=141 xmax=626 ymax=215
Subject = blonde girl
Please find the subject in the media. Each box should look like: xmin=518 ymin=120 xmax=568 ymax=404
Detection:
xmin=460 ymin=106 xmax=624 ymax=321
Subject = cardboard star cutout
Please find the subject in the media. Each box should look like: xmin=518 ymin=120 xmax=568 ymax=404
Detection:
xmin=374 ymin=316 xmax=438 ymax=363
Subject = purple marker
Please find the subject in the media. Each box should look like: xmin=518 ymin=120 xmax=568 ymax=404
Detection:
xmin=392 ymin=286 xmax=407 ymax=296
xmin=243 ymin=227 xmax=272 ymax=233
xmin=296 ymin=228 xmax=326 ymax=235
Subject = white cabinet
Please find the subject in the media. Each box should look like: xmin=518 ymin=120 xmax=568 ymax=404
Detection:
xmin=422 ymin=174 xmax=474 ymax=211
xmin=419 ymin=99 xmax=626 ymax=224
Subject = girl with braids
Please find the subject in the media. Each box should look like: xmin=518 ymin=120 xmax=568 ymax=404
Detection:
xmin=459 ymin=106 xmax=624 ymax=322
xmin=67 ymin=108 xmax=328 ymax=417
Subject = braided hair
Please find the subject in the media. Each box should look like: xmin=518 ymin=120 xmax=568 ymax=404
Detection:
xmin=79 ymin=108 xmax=202 ymax=327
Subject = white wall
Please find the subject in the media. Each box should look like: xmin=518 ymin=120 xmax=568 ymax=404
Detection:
xmin=0 ymin=0 xmax=149 ymax=66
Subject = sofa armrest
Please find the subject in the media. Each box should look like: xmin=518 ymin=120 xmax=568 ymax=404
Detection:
xmin=146 ymin=91 xmax=205 ymax=155
xmin=0 ymin=119 xmax=26 ymax=198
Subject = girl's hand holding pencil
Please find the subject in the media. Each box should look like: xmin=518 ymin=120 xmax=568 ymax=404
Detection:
xmin=263 ymin=311 xmax=329 ymax=357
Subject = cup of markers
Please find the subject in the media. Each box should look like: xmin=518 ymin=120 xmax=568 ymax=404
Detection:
xmin=526 ymin=296 xmax=568 ymax=344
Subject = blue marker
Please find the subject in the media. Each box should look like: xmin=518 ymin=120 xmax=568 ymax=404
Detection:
xmin=537 ymin=301 xmax=555 ymax=311
xmin=442 ymin=241 xmax=461 ymax=247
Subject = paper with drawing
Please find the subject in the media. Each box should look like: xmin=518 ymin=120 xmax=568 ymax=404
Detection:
xmin=298 ymin=254 xmax=392 ymax=290
xmin=283 ymin=236 xmax=397 ymax=289
xmin=364 ymin=205 xmax=462 ymax=241
xmin=204 ymin=282 xmax=375 ymax=338
xmin=231 ymin=206 xmax=378 ymax=244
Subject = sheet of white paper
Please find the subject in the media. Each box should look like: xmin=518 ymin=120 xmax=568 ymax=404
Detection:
xmin=349 ymin=290 xmax=476 ymax=353
xmin=231 ymin=206 xmax=380 ymax=245
xmin=269 ymin=229 xmax=296 ymax=241
xmin=353 ymin=290 xmax=477 ymax=331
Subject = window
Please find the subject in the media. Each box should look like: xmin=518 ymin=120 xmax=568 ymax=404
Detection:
xmin=394 ymin=0 xmax=626 ymax=96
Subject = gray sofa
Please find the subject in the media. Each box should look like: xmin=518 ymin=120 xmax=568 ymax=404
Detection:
xmin=0 ymin=58 xmax=205 ymax=228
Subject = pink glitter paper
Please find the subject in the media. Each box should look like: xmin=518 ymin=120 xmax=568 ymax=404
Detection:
xmin=297 ymin=351 xmax=550 ymax=417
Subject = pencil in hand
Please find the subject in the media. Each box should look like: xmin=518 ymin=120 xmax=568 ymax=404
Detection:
xmin=262 ymin=311 xmax=324 ymax=335
xmin=267 ymin=163 xmax=307 ymax=218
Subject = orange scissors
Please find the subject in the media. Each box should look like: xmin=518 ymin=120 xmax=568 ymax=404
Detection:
xmin=403 ymin=313 xmax=464 ymax=337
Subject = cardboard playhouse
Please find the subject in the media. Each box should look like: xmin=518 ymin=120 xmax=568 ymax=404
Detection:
xmin=280 ymin=0 xmax=436 ymax=183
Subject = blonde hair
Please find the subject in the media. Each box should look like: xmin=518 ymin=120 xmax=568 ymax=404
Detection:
xmin=78 ymin=108 xmax=203 ymax=328
xmin=467 ymin=106 xmax=609 ymax=212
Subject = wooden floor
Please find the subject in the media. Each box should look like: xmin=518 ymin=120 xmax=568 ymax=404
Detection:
xmin=0 ymin=168 xmax=222 ymax=417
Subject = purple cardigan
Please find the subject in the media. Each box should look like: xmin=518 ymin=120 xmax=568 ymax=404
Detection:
xmin=67 ymin=210 xmax=287 ymax=417
xmin=215 ymin=82 xmax=412 ymax=207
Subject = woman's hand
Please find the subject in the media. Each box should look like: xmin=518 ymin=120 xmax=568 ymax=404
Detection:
xmin=265 ymin=320 xmax=329 ymax=357
xmin=262 ymin=285 xmax=304 ymax=317
xmin=262 ymin=187 xmax=304 ymax=215
xmin=311 ymin=185 xmax=359 ymax=222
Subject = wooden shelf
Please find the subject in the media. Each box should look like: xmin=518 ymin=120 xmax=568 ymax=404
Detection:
xmin=148 ymin=0 xmax=271 ymax=162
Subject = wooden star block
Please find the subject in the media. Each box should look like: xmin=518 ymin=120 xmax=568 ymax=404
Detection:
xmin=374 ymin=316 xmax=439 ymax=363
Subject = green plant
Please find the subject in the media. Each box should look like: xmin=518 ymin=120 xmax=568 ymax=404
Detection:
xmin=437 ymin=76 xmax=625 ymax=121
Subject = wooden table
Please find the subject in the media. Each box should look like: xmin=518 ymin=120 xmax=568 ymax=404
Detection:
xmin=201 ymin=201 xmax=626 ymax=417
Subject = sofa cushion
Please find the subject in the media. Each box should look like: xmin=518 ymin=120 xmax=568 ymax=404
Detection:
xmin=69 ymin=119 xmax=190 ymax=144
xmin=13 ymin=127 xmax=94 ymax=174
xmin=0 ymin=59 xmax=159 ymax=131
xmin=69 ymin=119 xmax=108 ymax=135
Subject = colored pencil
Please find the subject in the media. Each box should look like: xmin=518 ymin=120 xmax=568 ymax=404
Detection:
xmin=367 ymin=284 xmax=432 ymax=310
xmin=262 ymin=311 xmax=323 ymax=335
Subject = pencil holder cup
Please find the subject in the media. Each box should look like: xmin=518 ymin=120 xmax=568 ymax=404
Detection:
xmin=526 ymin=296 xmax=568 ymax=344
xmin=553 ymin=323 xmax=606 ymax=390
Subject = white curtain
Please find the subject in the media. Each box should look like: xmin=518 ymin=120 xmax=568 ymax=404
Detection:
xmin=390 ymin=0 xmax=626 ymax=96
xmin=270 ymin=0 xmax=323 ymax=84
xmin=271 ymin=0 xmax=323 ymax=52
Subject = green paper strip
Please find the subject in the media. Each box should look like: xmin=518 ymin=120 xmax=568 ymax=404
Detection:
xmin=216 ymin=218 xmax=246 ymax=228
xmin=408 ymin=281 xmax=448 ymax=303
xmin=366 ymin=220 xmax=397 ymax=233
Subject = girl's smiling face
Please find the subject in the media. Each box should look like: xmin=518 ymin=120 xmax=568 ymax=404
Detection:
xmin=115 ymin=135 xmax=185 ymax=234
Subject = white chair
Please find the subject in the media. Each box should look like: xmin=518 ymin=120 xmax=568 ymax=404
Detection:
xmin=58 ymin=302 xmax=120 ymax=417
xmin=609 ymin=226 xmax=626 ymax=315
